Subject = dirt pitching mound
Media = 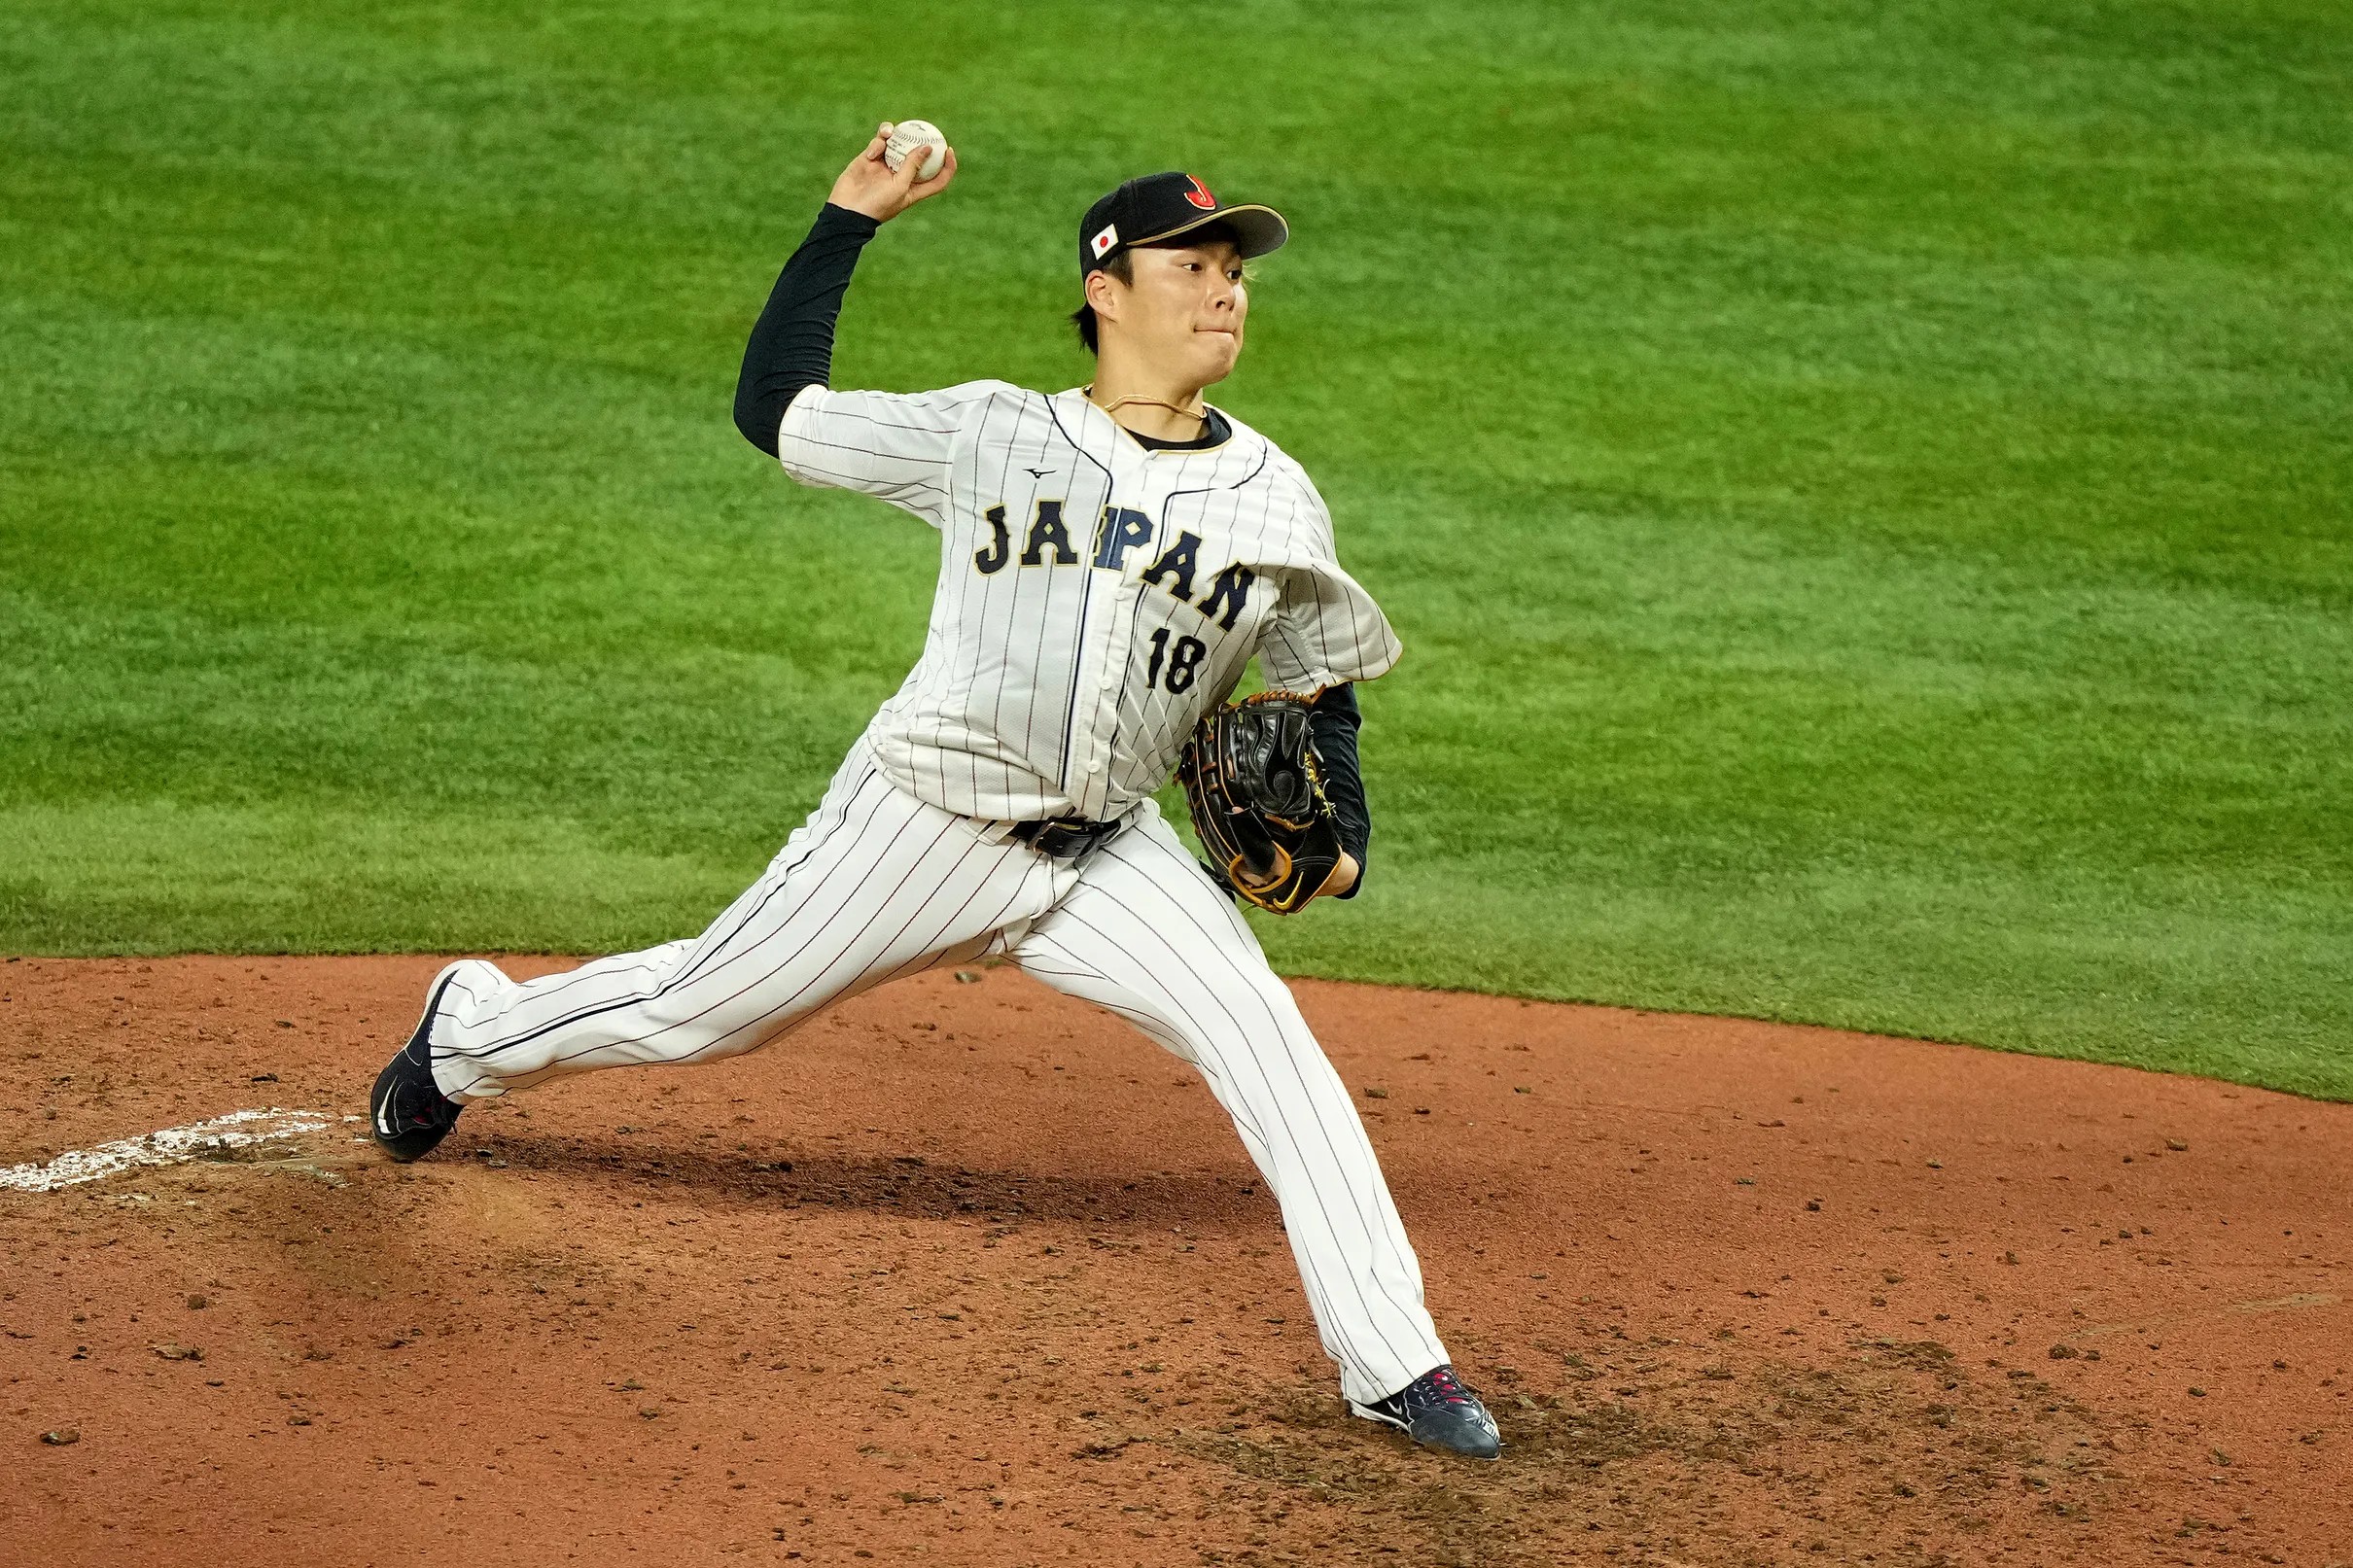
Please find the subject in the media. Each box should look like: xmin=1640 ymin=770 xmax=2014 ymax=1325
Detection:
xmin=2 ymin=957 xmax=2347 ymax=1566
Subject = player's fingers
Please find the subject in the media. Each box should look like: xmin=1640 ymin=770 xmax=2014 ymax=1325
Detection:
xmin=890 ymin=139 xmax=929 ymax=192
xmin=912 ymin=145 xmax=958 ymax=196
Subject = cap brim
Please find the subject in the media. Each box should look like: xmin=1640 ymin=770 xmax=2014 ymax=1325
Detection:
xmin=1130 ymin=203 xmax=1289 ymax=260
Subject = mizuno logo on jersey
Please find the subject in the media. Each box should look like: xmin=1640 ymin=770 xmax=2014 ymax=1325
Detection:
xmin=973 ymin=501 xmax=1257 ymax=630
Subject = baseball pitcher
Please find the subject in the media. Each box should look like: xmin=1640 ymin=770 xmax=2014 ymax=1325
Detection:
xmin=368 ymin=123 xmax=1498 ymax=1459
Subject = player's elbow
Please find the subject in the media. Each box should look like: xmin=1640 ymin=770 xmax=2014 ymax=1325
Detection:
xmin=733 ymin=386 xmax=785 ymax=459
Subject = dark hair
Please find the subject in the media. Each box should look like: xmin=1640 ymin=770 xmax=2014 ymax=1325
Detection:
xmin=1069 ymin=222 xmax=1239 ymax=356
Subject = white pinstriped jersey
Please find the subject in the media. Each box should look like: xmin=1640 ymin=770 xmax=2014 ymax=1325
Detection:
xmin=775 ymin=382 xmax=1402 ymax=822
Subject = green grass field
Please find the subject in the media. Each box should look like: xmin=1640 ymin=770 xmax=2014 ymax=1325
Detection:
xmin=4 ymin=0 xmax=2348 ymax=1095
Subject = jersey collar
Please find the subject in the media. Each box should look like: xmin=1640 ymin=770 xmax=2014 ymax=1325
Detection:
xmin=1051 ymin=388 xmax=1264 ymax=481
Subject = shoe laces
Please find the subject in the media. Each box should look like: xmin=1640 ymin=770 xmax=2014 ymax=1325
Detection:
xmin=1422 ymin=1366 xmax=1474 ymax=1408
xmin=1391 ymin=1364 xmax=1483 ymax=1419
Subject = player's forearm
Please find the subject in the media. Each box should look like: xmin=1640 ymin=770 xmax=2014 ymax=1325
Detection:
xmin=1309 ymin=683 xmax=1372 ymax=899
xmin=732 ymin=202 xmax=881 ymax=457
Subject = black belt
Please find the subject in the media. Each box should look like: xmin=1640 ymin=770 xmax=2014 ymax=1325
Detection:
xmin=1008 ymin=815 xmax=1126 ymax=859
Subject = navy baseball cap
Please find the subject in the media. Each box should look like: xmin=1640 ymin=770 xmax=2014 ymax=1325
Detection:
xmin=1077 ymin=172 xmax=1288 ymax=277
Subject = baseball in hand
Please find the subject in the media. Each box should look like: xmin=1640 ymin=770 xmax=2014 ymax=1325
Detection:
xmin=883 ymin=119 xmax=949 ymax=182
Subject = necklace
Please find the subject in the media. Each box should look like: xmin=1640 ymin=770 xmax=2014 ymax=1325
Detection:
xmin=1084 ymin=385 xmax=1209 ymax=428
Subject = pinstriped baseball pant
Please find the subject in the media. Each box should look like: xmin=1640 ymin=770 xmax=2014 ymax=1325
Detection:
xmin=424 ymin=741 xmax=1450 ymax=1405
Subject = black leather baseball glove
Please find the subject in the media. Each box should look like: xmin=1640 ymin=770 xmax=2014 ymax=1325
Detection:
xmin=1177 ymin=691 xmax=1345 ymax=915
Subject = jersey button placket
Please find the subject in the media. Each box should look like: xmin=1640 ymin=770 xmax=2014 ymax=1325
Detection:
xmin=1075 ymin=467 xmax=1153 ymax=819
xmin=1075 ymin=570 xmax=1136 ymax=819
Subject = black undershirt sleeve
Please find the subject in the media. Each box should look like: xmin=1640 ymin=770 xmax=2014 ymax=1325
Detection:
xmin=1308 ymin=683 xmax=1371 ymax=899
xmin=732 ymin=202 xmax=881 ymax=458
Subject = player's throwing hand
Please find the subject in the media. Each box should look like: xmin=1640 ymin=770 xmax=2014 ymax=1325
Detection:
xmin=828 ymin=122 xmax=957 ymax=223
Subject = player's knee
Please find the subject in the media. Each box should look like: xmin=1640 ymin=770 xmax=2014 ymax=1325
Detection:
xmin=1238 ymin=966 xmax=1311 ymax=1028
xmin=1181 ymin=970 xmax=1317 ymax=1057
xmin=625 ymin=990 xmax=704 ymax=1047
xmin=617 ymin=987 xmax=755 ymax=1063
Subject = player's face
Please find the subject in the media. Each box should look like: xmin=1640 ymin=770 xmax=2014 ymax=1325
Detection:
xmin=1115 ymin=239 xmax=1249 ymax=386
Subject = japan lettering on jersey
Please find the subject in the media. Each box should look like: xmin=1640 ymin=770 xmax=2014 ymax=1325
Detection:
xmin=775 ymin=381 xmax=1402 ymax=823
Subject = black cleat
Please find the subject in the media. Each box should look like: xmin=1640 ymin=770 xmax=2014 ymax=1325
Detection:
xmin=1349 ymin=1364 xmax=1502 ymax=1459
xmin=369 ymin=965 xmax=466 ymax=1162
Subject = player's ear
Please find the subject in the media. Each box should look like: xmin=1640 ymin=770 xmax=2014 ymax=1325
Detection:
xmin=1084 ymin=265 xmax=1123 ymax=326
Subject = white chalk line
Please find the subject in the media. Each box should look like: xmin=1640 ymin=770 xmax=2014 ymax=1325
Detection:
xmin=0 ymin=1108 xmax=339 ymax=1194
